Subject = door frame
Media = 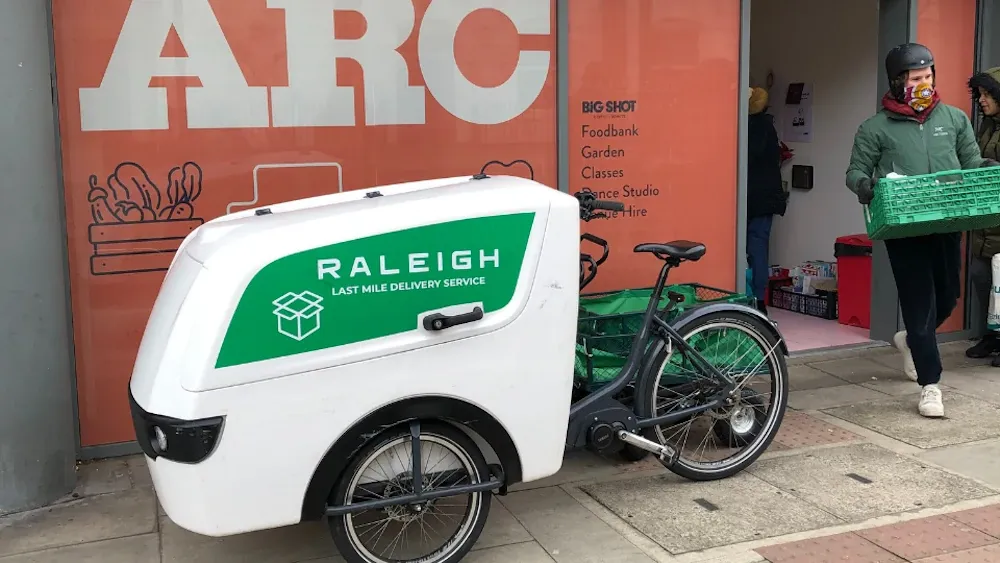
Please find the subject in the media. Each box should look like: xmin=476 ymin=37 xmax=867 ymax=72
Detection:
xmin=966 ymin=0 xmax=996 ymax=336
xmin=869 ymin=0 xmax=917 ymax=344
xmin=737 ymin=0 xmax=977 ymax=346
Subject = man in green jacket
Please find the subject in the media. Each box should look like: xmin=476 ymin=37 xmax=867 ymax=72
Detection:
xmin=965 ymin=65 xmax=1000 ymax=363
xmin=846 ymin=43 xmax=994 ymax=418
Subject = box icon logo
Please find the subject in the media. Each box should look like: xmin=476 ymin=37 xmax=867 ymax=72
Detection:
xmin=272 ymin=291 xmax=325 ymax=341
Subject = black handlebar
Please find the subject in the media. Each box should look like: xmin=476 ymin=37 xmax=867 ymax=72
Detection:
xmin=575 ymin=191 xmax=620 ymax=289
xmin=581 ymin=233 xmax=609 ymax=266
xmin=580 ymin=254 xmax=598 ymax=289
xmin=574 ymin=190 xmax=624 ymax=221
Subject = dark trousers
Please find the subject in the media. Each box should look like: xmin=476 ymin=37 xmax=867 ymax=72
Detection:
xmin=884 ymin=233 xmax=962 ymax=385
xmin=747 ymin=215 xmax=773 ymax=303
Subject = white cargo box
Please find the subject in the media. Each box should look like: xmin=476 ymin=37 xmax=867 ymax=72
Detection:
xmin=128 ymin=175 xmax=580 ymax=536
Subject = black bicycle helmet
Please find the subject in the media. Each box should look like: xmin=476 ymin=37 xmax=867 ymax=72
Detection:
xmin=886 ymin=43 xmax=935 ymax=99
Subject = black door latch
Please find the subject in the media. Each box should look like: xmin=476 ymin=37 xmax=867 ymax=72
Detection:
xmin=423 ymin=307 xmax=485 ymax=331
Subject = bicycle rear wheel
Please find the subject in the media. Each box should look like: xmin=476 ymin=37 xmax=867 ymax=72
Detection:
xmin=634 ymin=310 xmax=788 ymax=480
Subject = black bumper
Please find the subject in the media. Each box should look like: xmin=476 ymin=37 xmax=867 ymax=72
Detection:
xmin=129 ymin=387 xmax=225 ymax=464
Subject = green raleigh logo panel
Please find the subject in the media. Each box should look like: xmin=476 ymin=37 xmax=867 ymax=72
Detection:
xmin=216 ymin=213 xmax=536 ymax=367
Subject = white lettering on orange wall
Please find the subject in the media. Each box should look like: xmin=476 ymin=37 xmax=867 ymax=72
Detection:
xmin=79 ymin=0 xmax=270 ymax=131
xmin=78 ymin=0 xmax=552 ymax=132
xmin=420 ymin=0 xmax=551 ymax=125
xmin=268 ymin=0 xmax=425 ymax=127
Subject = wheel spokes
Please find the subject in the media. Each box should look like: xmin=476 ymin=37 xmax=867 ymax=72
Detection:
xmin=651 ymin=321 xmax=781 ymax=468
xmin=345 ymin=436 xmax=480 ymax=562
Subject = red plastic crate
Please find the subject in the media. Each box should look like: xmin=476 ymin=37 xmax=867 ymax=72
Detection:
xmin=835 ymin=234 xmax=872 ymax=329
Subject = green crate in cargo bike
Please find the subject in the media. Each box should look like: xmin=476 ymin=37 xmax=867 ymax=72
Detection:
xmin=865 ymin=167 xmax=1000 ymax=240
xmin=574 ymin=284 xmax=761 ymax=390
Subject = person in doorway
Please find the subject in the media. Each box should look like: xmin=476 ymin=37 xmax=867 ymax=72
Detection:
xmin=746 ymin=86 xmax=787 ymax=314
xmin=965 ymin=66 xmax=1000 ymax=363
xmin=846 ymin=43 xmax=993 ymax=418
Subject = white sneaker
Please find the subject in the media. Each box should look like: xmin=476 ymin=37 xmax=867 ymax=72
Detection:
xmin=894 ymin=331 xmax=918 ymax=382
xmin=919 ymin=384 xmax=944 ymax=418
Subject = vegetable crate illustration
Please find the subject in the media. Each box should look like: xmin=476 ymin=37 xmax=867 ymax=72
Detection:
xmin=87 ymin=161 xmax=204 ymax=276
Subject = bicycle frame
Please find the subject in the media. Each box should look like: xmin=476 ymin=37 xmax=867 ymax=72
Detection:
xmin=564 ymin=255 xmax=778 ymax=449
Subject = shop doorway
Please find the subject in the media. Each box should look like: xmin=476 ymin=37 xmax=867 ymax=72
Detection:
xmin=744 ymin=0 xmax=882 ymax=352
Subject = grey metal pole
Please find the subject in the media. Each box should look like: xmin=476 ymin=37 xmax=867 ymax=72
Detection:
xmin=0 ymin=0 xmax=78 ymax=513
xmin=736 ymin=0 xmax=751 ymax=294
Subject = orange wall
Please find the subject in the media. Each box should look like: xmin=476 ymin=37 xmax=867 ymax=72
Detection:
xmin=51 ymin=0 xmax=557 ymax=446
xmin=568 ymin=0 xmax=740 ymax=293
xmin=918 ymin=0 xmax=977 ymax=333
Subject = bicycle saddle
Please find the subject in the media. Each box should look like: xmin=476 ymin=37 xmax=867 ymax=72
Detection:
xmin=633 ymin=240 xmax=707 ymax=261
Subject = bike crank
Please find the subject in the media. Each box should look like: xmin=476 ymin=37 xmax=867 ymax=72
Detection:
xmin=616 ymin=430 xmax=679 ymax=466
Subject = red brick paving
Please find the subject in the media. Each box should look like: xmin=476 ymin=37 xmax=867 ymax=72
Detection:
xmin=756 ymin=532 xmax=905 ymax=562
xmin=856 ymin=515 xmax=997 ymax=561
xmin=758 ymin=507 xmax=1000 ymax=563
xmin=772 ymin=411 xmax=861 ymax=449
xmin=912 ymin=544 xmax=1000 ymax=562
xmin=949 ymin=504 xmax=1000 ymax=539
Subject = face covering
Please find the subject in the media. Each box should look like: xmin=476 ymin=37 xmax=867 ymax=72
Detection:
xmin=904 ymin=83 xmax=935 ymax=112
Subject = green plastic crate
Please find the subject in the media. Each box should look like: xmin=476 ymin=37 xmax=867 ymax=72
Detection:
xmin=574 ymin=284 xmax=756 ymax=390
xmin=865 ymin=168 xmax=1000 ymax=240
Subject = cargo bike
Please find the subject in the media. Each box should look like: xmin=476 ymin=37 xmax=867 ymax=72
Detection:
xmin=128 ymin=173 xmax=789 ymax=563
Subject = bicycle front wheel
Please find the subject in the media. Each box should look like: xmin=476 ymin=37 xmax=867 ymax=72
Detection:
xmin=328 ymin=422 xmax=492 ymax=563
xmin=634 ymin=310 xmax=788 ymax=480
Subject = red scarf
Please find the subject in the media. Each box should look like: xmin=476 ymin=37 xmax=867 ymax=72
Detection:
xmin=881 ymin=90 xmax=941 ymax=123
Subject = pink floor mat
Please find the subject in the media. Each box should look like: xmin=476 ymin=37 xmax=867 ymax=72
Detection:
xmin=768 ymin=308 xmax=872 ymax=352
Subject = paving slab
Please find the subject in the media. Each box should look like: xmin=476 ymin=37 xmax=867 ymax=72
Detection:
xmin=0 ymin=488 xmax=157 ymax=558
xmin=160 ymin=517 xmax=332 ymax=563
xmin=949 ymin=504 xmax=1000 ymax=538
xmin=500 ymin=486 xmax=654 ymax=562
xmin=822 ymin=393 xmax=1000 ymax=449
xmin=464 ymin=541 xmax=557 ymax=563
xmin=940 ymin=373 xmax=1000 ymax=405
xmin=788 ymin=364 xmax=847 ymax=391
xmin=508 ymin=450 xmax=657 ymax=492
xmin=809 ymin=357 xmax=906 ymax=384
xmin=856 ymin=514 xmax=998 ymax=560
xmin=475 ymin=499 xmax=535 ymax=549
xmin=161 ymin=498 xmax=531 ymax=563
xmin=958 ymin=365 xmax=1000 ymax=383
xmin=73 ymin=458 xmax=132 ymax=497
xmin=773 ymin=411 xmax=861 ymax=449
xmin=871 ymin=351 xmax=910 ymax=373
xmin=580 ymin=471 xmax=840 ymax=554
xmin=125 ymin=455 xmax=153 ymax=488
xmin=913 ymin=543 xmax=1000 ymax=562
xmin=860 ymin=379 xmax=936 ymax=397
xmin=917 ymin=440 xmax=1000 ymax=490
xmin=787 ymin=344 xmax=893 ymax=365
xmin=756 ymin=532 xmax=905 ymax=563
xmin=0 ymin=534 xmax=160 ymax=563
xmin=788 ymin=384 xmax=889 ymax=411
xmin=748 ymin=443 xmax=994 ymax=522
xmin=867 ymin=345 xmax=987 ymax=374
xmin=299 ymin=540 xmax=554 ymax=563
xmin=940 ymin=350 xmax=992 ymax=371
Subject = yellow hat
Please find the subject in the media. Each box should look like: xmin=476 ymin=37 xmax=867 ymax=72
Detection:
xmin=749 ymin=87 xmax=769 ymax=115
